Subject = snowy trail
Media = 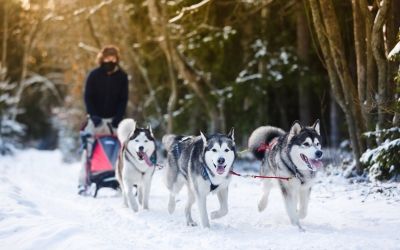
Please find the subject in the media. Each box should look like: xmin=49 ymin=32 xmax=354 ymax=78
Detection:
xmin=1 ymin=150 xmax=400 ymax=250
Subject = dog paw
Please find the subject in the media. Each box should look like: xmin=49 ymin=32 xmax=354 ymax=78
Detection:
xmin=298 ymin=225 xmax=306 ymax=232
xmin=299 ymin=210 xmax=307 ymax=219
xmin=130 ymin=204 xmax=139 ymax=213
xmin=258 ymin=201 xmax=267 ymax=212
xmin=186 ymin=221 xmax=198 ymax=227
xmin=168 ymin=199 xmax=176 ymax=214
xmin=210 ymin=210 xmax=227 ymax=220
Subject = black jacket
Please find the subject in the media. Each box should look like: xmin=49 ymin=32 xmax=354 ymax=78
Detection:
xmin=84 ymin=66 xmax=128 ymax=121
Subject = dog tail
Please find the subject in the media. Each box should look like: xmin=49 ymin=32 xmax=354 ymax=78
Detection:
xmin=162 ymin=134 xmax=178 ymax=151
xmin=117 ymin=118 xmax=136 ymax=144
xmin=248 ymin=126 xmax=285 ymax=161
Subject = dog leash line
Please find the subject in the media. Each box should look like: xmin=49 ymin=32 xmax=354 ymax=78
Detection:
xmin=229 ymin=170 xmax=291 ymax=181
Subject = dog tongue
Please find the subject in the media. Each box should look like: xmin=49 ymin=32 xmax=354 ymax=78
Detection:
xmin=141 ymin=152 xmax=153 ymax=167
xmin=310 ymin=159 xmax=323 ymax=169
xmin=217 ymin=165 xmax=225 ymax=174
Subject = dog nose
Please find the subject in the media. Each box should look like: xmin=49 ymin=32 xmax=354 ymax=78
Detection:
xmin=315 ymin=150 xmax=323 ymax=158
xmin=139 ymin=146 xmax=144 ymax=151
xmin=218 ymin=157 xmax=225 ymax=165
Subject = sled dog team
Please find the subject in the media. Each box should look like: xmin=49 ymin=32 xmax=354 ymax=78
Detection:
xmin=116 ymin=118 xmax=323 ymax=231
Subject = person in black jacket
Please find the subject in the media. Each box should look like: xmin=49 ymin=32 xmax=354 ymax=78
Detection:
xmin=84 ymin=45 xmax=128 ymax=132
xmin=78 ymin=45 xmax=129 ymax=194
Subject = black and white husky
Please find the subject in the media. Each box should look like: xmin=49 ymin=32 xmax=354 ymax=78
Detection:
xmin=162 ymin=129 xmax=236 ymax=228
xmin=116 ymin=119 xmax=157 ymax=212
xmin=248 ymin=120 xmax=323 ymax=231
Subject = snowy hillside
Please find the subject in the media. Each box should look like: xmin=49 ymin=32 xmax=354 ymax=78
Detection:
xmin=1 ymin=150 xmax=399 ymax=250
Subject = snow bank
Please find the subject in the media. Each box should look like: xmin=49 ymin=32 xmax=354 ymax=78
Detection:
xmin=1 ymin=150 xmax=399 ymax=250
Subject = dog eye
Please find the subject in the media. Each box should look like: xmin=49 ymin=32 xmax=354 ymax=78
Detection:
xmin=303 ymin=142 xmax=310 ymax=147
xmin=135 ymin=140 xmax=139 ymax=142
xmin=144 ymin=140 xmax=148 ymax=143
xmin=212 ymin=149 xmax=217 ymax=152
xmin=316 ymin=142 xmax=320 ymax=146
xmin=224 ymin=149 xmax=229 ymax=152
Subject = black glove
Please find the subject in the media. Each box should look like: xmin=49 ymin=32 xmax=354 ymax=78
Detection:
xmin=90 ymin=115 xmax=103 ymax=127
xmin=111 ymin=116 xmax=122 ymax=128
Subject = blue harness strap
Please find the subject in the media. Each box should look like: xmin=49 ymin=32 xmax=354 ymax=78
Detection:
xmin=150 ymin=152 xmax=157 ymax=165
xmin=172 ymin=143 xmax=181 ymax=160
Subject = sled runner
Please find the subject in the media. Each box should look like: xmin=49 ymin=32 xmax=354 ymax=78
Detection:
xmin=82 ymin=133 xmax=121 ymax=197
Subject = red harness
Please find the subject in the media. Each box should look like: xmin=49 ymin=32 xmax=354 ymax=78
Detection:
xmin=256 ymin=138 xmax=278 ymax=153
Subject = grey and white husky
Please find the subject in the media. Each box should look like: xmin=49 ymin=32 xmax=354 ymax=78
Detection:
xmin=248 ymin=120 xmax=323 ymax=230
xmin=162 ymin=129 xmax=236 ymax=228
xmin=116 ymin=119 xmax=156 ymax=212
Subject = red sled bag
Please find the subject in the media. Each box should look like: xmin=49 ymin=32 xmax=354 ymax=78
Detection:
xmin=86 ymin=135 xmax=120 ymax=197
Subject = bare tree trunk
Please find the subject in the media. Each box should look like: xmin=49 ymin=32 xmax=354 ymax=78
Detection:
xmin=12 ymin=20 xmax=42 ymax=121
xmin=297 ymin=0 xmax=311 ymax=125
xmin=146 ymin=0 xmax=178 ymax=133
xmin=359 ymin=0 xmax=378 ymax=124
xmin=321 ymin=0 xmax=365 ymax=152
xmin=86 ymin=17 xmax=102 ymax=49
xmin=115 ymin=12 xmax=167 ymax=132
xmin=329 ymin=91 xmax=339 ymax=148
xmin=352 ymin=0 xmax=369 ymax=128
xmin=386 ymin=0 xmax=399 ymax=127
xmin=308 ymin=0 xmax=365 ymax=173
xmin=1 ymin=0 xmax=8 ymax=80
xmin=147 ymin=0 xmax=219 ymax=133
xmin=372 ymin=0 xmax=391 ymax=129
xmin=128 ymin=49 xmax=167 ymax=132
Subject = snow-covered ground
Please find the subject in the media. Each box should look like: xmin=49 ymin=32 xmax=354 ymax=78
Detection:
xmin=1 ymin=149 xmax=399 ymax=250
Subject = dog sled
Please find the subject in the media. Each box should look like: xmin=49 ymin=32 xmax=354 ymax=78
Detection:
xmin=81 ymin=131 xmax=121 ymax=197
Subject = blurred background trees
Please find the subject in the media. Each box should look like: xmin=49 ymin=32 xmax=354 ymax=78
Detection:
xmin=0 ymin=0 xmax=399 ymax=179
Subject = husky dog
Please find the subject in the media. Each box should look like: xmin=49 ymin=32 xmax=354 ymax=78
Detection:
xmin=162 ymin=129 xmax=236 ymax=228
xmin=248 ymin=120 xmax=323 ymax=230
xmin=116 ymin=119 xmax=157 ymax=212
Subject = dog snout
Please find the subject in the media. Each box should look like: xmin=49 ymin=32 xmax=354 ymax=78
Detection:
xmin=139 ymin=146 xmax=144 ymax=152
xmin=217 ymin=157 xmax=225 ymax=165
xmin=315 ymin=150 xmax=323 ymax=158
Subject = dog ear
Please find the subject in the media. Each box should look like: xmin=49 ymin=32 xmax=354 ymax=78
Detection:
xmin=200 ymin=131 xmax=208 ymax=146
xmin=312 ymin=119 xmax=320 ymax=135
xmin=132 ymin=120 xmax=136 ymax=132
xmin=288 ymin=120 xmax=302 ymax=141
xmin=228 ymin=127 xmax=235 ymax=141
xmin=147 ymin=124 xmax=154 ymax=137
xmin=128 ymin=121 xmax=136 ymax=139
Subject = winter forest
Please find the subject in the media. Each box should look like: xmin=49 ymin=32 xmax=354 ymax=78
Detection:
xmin=1 ymin=0 xmax=400 ymax=249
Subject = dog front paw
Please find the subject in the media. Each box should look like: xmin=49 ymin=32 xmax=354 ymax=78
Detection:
xmin=168 ymin=198 xmax=176 ymax=214
xmin=186 ymin=221 xmax=198 ymax=227
xmin=210 ymin=210 xmax=227 ymax=220
xmin=298 ymin=209 xmax=307 ymax=219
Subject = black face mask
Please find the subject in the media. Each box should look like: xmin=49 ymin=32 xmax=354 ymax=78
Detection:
xmin=101 ymin=62 xmax=117 ymax=72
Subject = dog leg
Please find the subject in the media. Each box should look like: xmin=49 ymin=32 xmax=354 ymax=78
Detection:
xmin=168 ymin=177 xmax=184 ymax=214
xmin=120 ymin=187 xmax=128 ymax=207
xmin=168 ymin=193 xmax=176 ymax=214
xmin=138 ymin=186 xmax=143 ymax=205
xmin=258 ymin=179 xmax=272 ymax=212
xmin=142 ymin=175 xmax=152 ymax=210
xmin=122 ymin=192 xmax=128 ymax=207
xmin=211 ymin=187 xmax=228 ymax=219
xmin=281 ymin=186 xmax=304 ymax=231
xmin=185 ymin=188 xmax=197 ymax=226
xmin=299 ymin=187 xmax=311 ymax=219
xmin=196 ymin=193 xmax=210 ymax=228
xmin=124 ymin=181 xmax=138 ymax=212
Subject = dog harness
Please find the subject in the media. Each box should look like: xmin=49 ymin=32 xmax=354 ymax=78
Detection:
xmin=201 ymin=163 xmax=219 ymax=192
